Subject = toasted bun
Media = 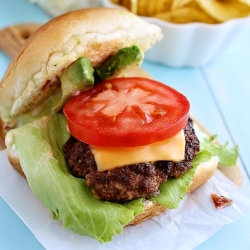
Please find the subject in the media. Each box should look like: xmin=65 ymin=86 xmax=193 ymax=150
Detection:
xmin=0 ymin=7 xmax=162 ymax=128
xmin=5 ymin=122 xmax=218 ymax=226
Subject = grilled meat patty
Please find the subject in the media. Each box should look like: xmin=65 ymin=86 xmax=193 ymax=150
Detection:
xmin=63 ymin=118 xmax=199 ymax=202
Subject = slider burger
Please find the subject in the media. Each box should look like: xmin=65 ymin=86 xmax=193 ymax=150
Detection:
xmin=0 ymin=8 xmax=238 ymax=243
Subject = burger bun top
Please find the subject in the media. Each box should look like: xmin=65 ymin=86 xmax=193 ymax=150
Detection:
xmin=0 ymin=7 xmax=162 ymax=128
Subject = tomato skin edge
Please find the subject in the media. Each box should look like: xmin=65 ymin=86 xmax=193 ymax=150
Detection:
xmin=64 ymin=112 xmax=189 ymax=147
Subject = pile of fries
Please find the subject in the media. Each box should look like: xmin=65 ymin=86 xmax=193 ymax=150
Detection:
xmin=112 ymin=0 xmax=250 ymax=23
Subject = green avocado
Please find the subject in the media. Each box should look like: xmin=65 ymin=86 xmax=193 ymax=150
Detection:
xmin=17 ymin=46 xmax=144 ymax=124
xmin=53 ymin=57 xmax=94 ymax=111
xmin=94 ymin=45 xmax=144 ymax=83
xmin=49 ymin=47 xmax=144 ymax=111
xmin=61 ymin=57 xmax=94 ymax=88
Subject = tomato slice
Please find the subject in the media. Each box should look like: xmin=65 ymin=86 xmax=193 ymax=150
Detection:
xmin=63 ymin=77 xmax=190 ymax=147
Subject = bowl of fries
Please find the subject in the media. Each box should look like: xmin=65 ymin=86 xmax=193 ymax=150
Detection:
xmin=102 ymin=0 xmax=250 ymax=67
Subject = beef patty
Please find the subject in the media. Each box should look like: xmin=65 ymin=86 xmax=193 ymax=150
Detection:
xmin=63 ymin=117 xmax=199 ymax=202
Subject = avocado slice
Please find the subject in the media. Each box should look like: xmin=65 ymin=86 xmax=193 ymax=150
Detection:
xmin=94 ymin=45 xmax=144 ymax=84
xmin=16 ymin=48 xmax=144 ymax=126
xmin=53 ymin=57 xmax=94 ymax=111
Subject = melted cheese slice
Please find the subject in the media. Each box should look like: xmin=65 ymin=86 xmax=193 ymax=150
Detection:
xmin=90 ymin=130 xmax=185 ymax=172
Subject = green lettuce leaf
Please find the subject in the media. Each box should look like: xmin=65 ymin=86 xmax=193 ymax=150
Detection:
xmin=150 ymin=167 xmax=196 ymax=208
xmin=123 ymin=198 xmax=144 ymax=216
xmin=10 ymin=114 xmax=136 ymax=243
xmin=200 ymin=135 xmax=239 ymax=166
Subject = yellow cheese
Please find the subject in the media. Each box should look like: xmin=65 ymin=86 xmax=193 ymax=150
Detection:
xmin=90 ymin=130 xmax=185 ymax=172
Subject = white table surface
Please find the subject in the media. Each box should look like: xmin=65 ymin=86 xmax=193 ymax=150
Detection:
xmin=0 ymin=1 xmax=250 ymax=249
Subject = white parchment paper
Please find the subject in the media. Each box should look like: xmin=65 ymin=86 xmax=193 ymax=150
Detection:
xmin=1 ymin=149 xmax=250 ymax=250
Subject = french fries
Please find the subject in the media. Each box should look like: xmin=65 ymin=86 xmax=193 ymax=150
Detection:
xmin=112 ymin=0 xmax=250 ymax=23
